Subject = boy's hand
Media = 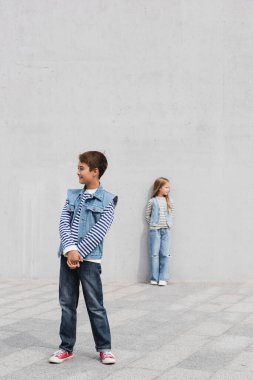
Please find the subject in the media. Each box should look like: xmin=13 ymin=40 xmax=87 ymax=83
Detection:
xmin=67 ymin=250 xmax=83 ymax=269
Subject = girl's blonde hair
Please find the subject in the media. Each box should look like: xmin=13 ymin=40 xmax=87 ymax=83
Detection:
xmin=152 ymin=177 xmax=171 ymax=210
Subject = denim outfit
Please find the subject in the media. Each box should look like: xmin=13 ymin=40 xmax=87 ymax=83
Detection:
xmin=148 ymin=197 xmax=172 ymax=282
xmin=58 ymin=185 xmax=117 ymax=353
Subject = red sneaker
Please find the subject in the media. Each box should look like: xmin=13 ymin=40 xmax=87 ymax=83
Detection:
xmin=49 ymin=349 xmax=74 ymax=364
xmin=100 ymin=351 xmax=116 ymax=364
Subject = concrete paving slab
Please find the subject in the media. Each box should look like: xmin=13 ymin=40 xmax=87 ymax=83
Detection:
xmin=128 ymin=342 xmax=208 ymax=371
xmin=208 ymin=311 xmax=250 ymax=324
xmin=211 ymin=295 xmax=246 ymax=304
xmin=226 ymin=319 xmax=253 ymax=337
xmin=177 ymin=349 xmax=238 ymax=372
xmin=227 ymin=351 xmax=253 ymax=371
xmin=226 ymin=303 xmax=253 ymax=313
xmin=1 ymin=280 xmax=253 ymax=379
xmin=211 ymin=369 xmax=253 ymax=380
xmin=186 ymin=320 xmax=233 ymax=336
xmin=166 ymin=302 xmax=193 ymax=311
xmin=206 ymin=335 xmax=253 ymax=353
xmin=242 ymin=296 xmax=253 ymax=303
xmin=34 ymin=309 xmax=61 ymax=321
xmin=104 ymin=367 xmax=159 ymax=380
xmin=0 ymin=318 xmax=20 ymax=328
xmin=0 ymin=348 xmax=46 ymax=377
xmin=193 ymin=302 xmax=231 ymax=313
xmin=168 ymin=334 xmax=212 ymax=347
xmin=238 ymin=314 xmax=253 ymax=324
xmin=159 ymin=367 xmax=212 ymax=380
xmin=111 ymin=331 xmax=175 ymax=351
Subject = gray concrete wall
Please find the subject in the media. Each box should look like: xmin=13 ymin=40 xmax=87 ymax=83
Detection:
xmin=1 ymin=0 xmax=253 ymax=282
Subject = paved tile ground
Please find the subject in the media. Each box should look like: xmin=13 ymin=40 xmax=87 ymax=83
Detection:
xmin=1 ymin=280 xmax=253 ymax=379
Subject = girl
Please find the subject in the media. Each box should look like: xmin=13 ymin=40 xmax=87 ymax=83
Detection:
xmin=145 ymin=177 xmax=174 ymax=286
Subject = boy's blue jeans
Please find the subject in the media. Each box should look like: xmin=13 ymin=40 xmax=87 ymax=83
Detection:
xmin=149 ymin=228 xmax=171 ymax=282
xmin=59 ymin=256 xmax=111 ymax=353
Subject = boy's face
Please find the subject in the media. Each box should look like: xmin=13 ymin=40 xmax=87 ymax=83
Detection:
xmin=77 ymin=162 xmax=98 ymax=185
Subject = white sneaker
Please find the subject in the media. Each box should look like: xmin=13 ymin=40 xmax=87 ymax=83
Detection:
xmin=158 ymin=280 xmax=167 ymax=286
xmin=150 ymin=280 xmax=157 ymax=285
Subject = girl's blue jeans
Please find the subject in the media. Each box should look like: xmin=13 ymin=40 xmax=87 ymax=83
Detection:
xmin=59 ymin=256 xmax=111 ymax=353
xmin=149 ymin=228 xmax=171 ymax=282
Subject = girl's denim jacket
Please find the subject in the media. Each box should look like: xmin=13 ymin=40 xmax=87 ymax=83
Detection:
xmin=58 ymin=185 xmax=117 ymax=259
xmin=150 ymin=197 xmax=173 ymax=228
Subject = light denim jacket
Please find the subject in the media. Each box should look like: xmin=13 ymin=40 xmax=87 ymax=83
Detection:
xmin=58 ymin=185 xmax=117 ymax=259
xmin=149 ymin=197 xmax=173 ymax=228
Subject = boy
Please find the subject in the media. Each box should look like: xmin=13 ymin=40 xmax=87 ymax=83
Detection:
xmin=49 ymin=151 xmax=117 ymax=365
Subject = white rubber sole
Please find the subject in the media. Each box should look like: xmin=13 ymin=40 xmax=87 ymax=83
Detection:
xmin=158 ymin=281 xmax=167 ymax=286
xmin=101 ymin=357 xmax=116 ymax=364
xmin=150 ymin=281 xmax=157 ymax=285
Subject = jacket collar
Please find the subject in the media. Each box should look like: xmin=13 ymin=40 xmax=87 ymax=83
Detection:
xmin=83 ymin=183 xmax=104 ymax=201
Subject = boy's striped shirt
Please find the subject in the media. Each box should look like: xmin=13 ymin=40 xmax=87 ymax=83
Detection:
xmin=59 ymin=190 xmax=115 ymax=261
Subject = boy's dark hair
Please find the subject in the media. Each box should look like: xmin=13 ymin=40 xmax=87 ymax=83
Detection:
xmin=79 ymin=151 xmax=108 ymax=178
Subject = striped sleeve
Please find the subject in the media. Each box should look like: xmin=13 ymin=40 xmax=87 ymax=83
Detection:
xmin=77 ymin=200 xmax=116 ymax=258
xmin=59 ymin=201 xmax=78 ymax=252
xmin=145 ymin=199 xmax=152 ymax=223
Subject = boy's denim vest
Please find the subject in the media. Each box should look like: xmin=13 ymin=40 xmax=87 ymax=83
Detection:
xmin=149 ymin=197 xmax=173 ymax=228
xmin=58 ymin=185 xmax=117 ymax=259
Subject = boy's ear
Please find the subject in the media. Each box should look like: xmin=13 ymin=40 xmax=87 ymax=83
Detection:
xmin=92 ymin=168 xmax=99 ymax=177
